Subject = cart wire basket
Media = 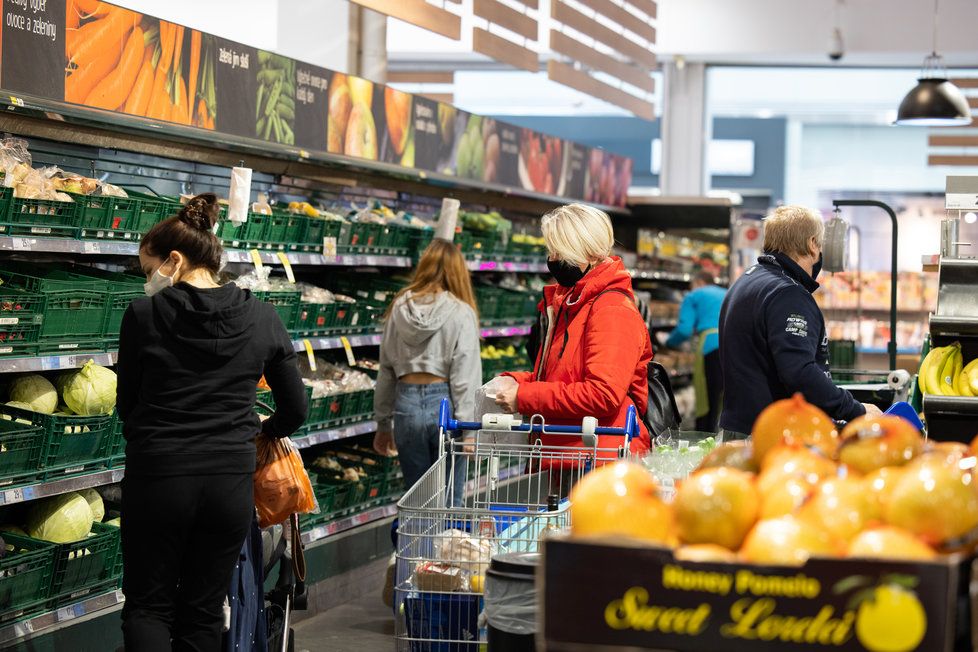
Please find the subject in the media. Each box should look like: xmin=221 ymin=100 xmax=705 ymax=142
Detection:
xmin=393 ymin=398 xmax=640 ymax=651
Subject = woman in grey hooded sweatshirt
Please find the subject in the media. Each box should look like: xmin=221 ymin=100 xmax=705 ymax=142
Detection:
xmin=373 ymin=238 xmax=482 ymax=505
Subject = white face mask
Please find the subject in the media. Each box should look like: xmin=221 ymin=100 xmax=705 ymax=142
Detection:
xmin=144 ymin=263 xmax=177 ymax=296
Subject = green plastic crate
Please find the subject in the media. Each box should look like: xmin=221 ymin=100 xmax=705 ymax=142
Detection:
xmin=253 ymin=290 xmax=301 ymax=331
xmin=65 ymin=268 xmax=143 ymax=343
xmin=343 ymin=222 xmax=383 ymax=252
xmin=0 ymin=417 xmax=44 ymax=487
xmin=0 ymin=265 xmax=108 ymax=344
xmin=107 ymin=414 xmax=124 ymax=468
xmin=0 ymin=405 xmax=112 ymax=479
xmin=120 ymin=190 xmax=181 ymax=234
xmin=265 ymin=213 xmax=305 ymax=250
xmin=3 ymin=197 xmax=81 ymax=239
xmin=47 ymin=522 xmax=120 ymax=603
xmin=409 ymin=228 xmax=435 ymax=262
xmin=74 ymin=194 xmax=142 ymax=241
xmin=295 ymin=302 xmax=335 ymax=335
xmin=0 ymin=532 xmax=56 ymax=622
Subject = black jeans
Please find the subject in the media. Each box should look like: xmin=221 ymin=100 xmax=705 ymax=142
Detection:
xmin=695 ymin=350 xmax=723 ymax=433
xmin=121 ymin=472 xmax=253 ymax=652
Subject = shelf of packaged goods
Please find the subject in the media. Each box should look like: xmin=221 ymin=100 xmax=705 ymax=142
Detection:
xmin=648 ymin=320 xmax=678 ymax=330
xmin=0 ymin=351 xmax=116 ymax=374
xmin=0 ymin=236 xmax=413 ymax=268
xmin=821 ymin=306 xmax=931 ymax=315
xmin=0 ymin=588 xmax=124 ymax=647
xmin=291 ymin=420 xmax=377 ymax=449
xmin=0 ymin=469 xmax=125 ymax=506
xmin=630 ymin=269 xmax=729 ymax=285
xmin=466 ymin=260 xmax=547 ymax=273
xmin=922 ymin=395 xmax=978 ymax=443
xmin=856 ymin=347 xmax=920 ymax=355
xmin=301 ymin=502 xmax=398 ymax=546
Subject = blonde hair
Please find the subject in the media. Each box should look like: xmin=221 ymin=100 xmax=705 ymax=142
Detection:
xmin=540 ymin=203 xmax=614 ymax=267
xmin=383 ymin=239 xmax=478 ymax=318
xmin=763 ymin=205 xmax=825 ymax=258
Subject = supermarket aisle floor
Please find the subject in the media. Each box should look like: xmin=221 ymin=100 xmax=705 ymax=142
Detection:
xmin=294 ymin=591 xmax=394 ymax=651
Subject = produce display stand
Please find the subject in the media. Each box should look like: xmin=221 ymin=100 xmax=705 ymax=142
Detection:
xmin=922 ymin=256 xmax=978 ymax=442
xmin=540 ymin=537 xmax=973 ymax=652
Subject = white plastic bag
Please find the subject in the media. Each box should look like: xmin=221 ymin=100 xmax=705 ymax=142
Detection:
xmin=474 ymin=376 xmax=526 ymax=445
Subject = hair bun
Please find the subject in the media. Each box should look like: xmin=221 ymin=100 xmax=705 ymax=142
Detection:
xmin=178 ymin=193 xmax=220 ymax=232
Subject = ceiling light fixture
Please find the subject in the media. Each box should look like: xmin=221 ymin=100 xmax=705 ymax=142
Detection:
xmin=895 ymin=0 xmax=972 ymax=126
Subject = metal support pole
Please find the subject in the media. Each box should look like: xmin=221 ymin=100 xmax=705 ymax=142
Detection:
xmin=831 ymin=199 xmax=899 ymax=371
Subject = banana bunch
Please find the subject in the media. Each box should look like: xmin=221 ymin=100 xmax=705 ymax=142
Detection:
xmin=918 ymin=342 xmax=978 ymax=396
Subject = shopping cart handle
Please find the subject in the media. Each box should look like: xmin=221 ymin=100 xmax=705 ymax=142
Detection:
xmin=438 ymin=398 xmax=639 ymax=443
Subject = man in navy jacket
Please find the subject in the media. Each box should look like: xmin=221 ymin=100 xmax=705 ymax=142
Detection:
xmin=718 ymin=205 xmax=881 ymax=437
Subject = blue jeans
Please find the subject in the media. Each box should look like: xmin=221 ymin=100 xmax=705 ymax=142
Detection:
xmin=393 ymin=382 xmax=467 ymax=507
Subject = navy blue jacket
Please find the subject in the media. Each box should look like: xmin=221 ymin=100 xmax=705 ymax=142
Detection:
xmin=718 ymin=252 xmax=864 ymax=434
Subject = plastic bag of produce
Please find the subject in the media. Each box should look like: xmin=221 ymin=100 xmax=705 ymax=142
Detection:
xmin=26 ymin=492 xmax=94 ymax=543
xmin=474 ymin=376 xmax=524 ymax=445
xmin=59 ymin=360 xmax=117 ymax=416
xmin=254 ymin=434 xmax=317 ymax=528
xmin=9 ymin=374 xmax=57 ymax=414
xmin=78 ymin=488 xmax=105 ymax=522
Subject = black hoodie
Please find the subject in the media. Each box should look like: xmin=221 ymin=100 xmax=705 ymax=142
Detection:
xmin=117 ymin=283 xmax=308 ymax=476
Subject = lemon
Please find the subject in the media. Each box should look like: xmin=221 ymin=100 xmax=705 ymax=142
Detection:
xmin=855 ymin=585 xmax=927 ymax=652
xmin=470 ymin=574 xmax=484 ymax=593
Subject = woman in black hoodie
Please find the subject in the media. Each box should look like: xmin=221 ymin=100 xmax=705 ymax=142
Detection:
xmin=116 ymin=194 xmax=308 ymax=651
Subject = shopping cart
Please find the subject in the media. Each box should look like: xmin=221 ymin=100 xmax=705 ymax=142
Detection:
xmin=393 ymin=399 xmax=640 ymax=651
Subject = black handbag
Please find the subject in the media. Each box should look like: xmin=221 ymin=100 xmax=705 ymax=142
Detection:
xmin=644 ymin=360 xmax=682 ymax=436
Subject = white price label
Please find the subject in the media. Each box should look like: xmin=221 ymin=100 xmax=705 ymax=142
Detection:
xmin=56 ymin=607 xmax=74 ymax=621
xmin=83 ymin=241 xmax=101 ymax=254
xmin=322 ymin=237 xmax=337 ymax=262
xmin=3 ymin=488 xmax=23 ymax=504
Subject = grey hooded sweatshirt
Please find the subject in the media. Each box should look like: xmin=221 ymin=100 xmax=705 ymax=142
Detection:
xmin=374 ymin=290 xmax=482 ymax=431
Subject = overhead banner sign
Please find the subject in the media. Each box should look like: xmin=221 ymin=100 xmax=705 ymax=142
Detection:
xmin=0 ymin=0 xmax=632 ymax=207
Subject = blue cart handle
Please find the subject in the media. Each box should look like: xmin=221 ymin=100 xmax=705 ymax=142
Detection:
xmin=437 ymin=398 xmax=639 ymax=443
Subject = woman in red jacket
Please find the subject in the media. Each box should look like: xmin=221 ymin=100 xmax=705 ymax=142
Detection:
xmin=495 ymin=203 xmax=653 ymax=460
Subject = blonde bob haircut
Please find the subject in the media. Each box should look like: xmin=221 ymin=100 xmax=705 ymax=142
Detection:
xmin=540 ymin=203 xmax=615 ymax=268
xmin=763 ymin=205 xmax=825 ymax=258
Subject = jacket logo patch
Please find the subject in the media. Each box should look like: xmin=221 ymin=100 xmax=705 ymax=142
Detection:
xmin=785 ymin=314 xmax=809 ymax=338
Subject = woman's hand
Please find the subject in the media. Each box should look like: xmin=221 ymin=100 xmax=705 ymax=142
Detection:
xmin=495 ymin=384 xmax=519 ymax=413
xmin=373 ymin=429 xmax=397 ymax=456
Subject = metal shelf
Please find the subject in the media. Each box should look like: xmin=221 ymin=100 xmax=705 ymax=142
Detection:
xmin=0 ymin=469 xmax=124 ymax=506
xmin=630 ymin=269 xmax=729 ymax=285
xmin=480 ymin=322 xmax=533 ymax=338
xmin=0 ymin=351 xmax=116 ymax=373
xmin=0 ymin=236 xmax=412 ymax=268
xmin=0 ymin=589 xmax=123 ymax=647
xmin=292 ymin=420 xmax=377 ymax=449
xmin=856 ymin=347 xmax=920 ymax=355
xmin=302 ymin=502 xmax=398 ymax=545
xmin=821 ymin=306 xmax=931 ymax=315
xmin=466 ymin=260 xmax=547 ymax=273
xmin=291 ymin=322 xmax=533 ymax=352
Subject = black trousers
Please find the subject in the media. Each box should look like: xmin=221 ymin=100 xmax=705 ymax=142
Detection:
xmin=121 ymin=472 xmax=253 ymax=652
xmin=695 ymin=350 xmax=723 ymax=433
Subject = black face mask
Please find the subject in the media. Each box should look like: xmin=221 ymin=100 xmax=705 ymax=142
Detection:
xmin=811 ymin=252 xmax=823 ymax=281
xmin=548 ymin=259 xmax=589 ymax=288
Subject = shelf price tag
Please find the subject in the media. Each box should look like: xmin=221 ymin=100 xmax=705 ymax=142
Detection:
xmin=276 ymin=252 xmax=296 ymax=283
xmin=249 ymin=249 xmax=264 ymax=273
xmin=302 ymin=339 xmax=317 ymax=372
xmin=340 ymin=336 xmax=357 ymax=367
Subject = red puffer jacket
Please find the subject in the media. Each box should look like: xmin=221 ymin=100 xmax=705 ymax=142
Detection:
xmin=505 ymin=258 xmax=653 ymax=459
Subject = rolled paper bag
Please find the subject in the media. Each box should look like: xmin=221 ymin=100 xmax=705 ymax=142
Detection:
xmin=435 ymin=197 xmax=460 ymax=242
xmin=228 ymin=166 xmax=252 ymax=226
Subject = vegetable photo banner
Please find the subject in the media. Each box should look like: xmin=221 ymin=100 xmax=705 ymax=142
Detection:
xmin=0 ymin=0 xmax=634 ymax=207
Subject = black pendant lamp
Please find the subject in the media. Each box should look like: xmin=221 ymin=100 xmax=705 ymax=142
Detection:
xmin=895 ymin=0 xmax=972 ymax=126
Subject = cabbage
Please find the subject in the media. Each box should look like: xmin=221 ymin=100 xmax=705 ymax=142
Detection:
xmin=78 ymin=488 xmax=104 ymax=522
xmin=5 ymin=401 xmax=32 ymax=411
xmin=26 ymin=493 xmax=94 ymax=543
xmin=9 ymin=375 xmax=57 ymax=414
xmin=59 ymin=361 xmax=117 ymax=416
xmin=104 ymin=517 xmax=120 ymax=528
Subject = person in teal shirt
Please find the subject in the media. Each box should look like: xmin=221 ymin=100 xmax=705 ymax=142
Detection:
xmin=663 ymin=270 xmax=727 ymax=431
